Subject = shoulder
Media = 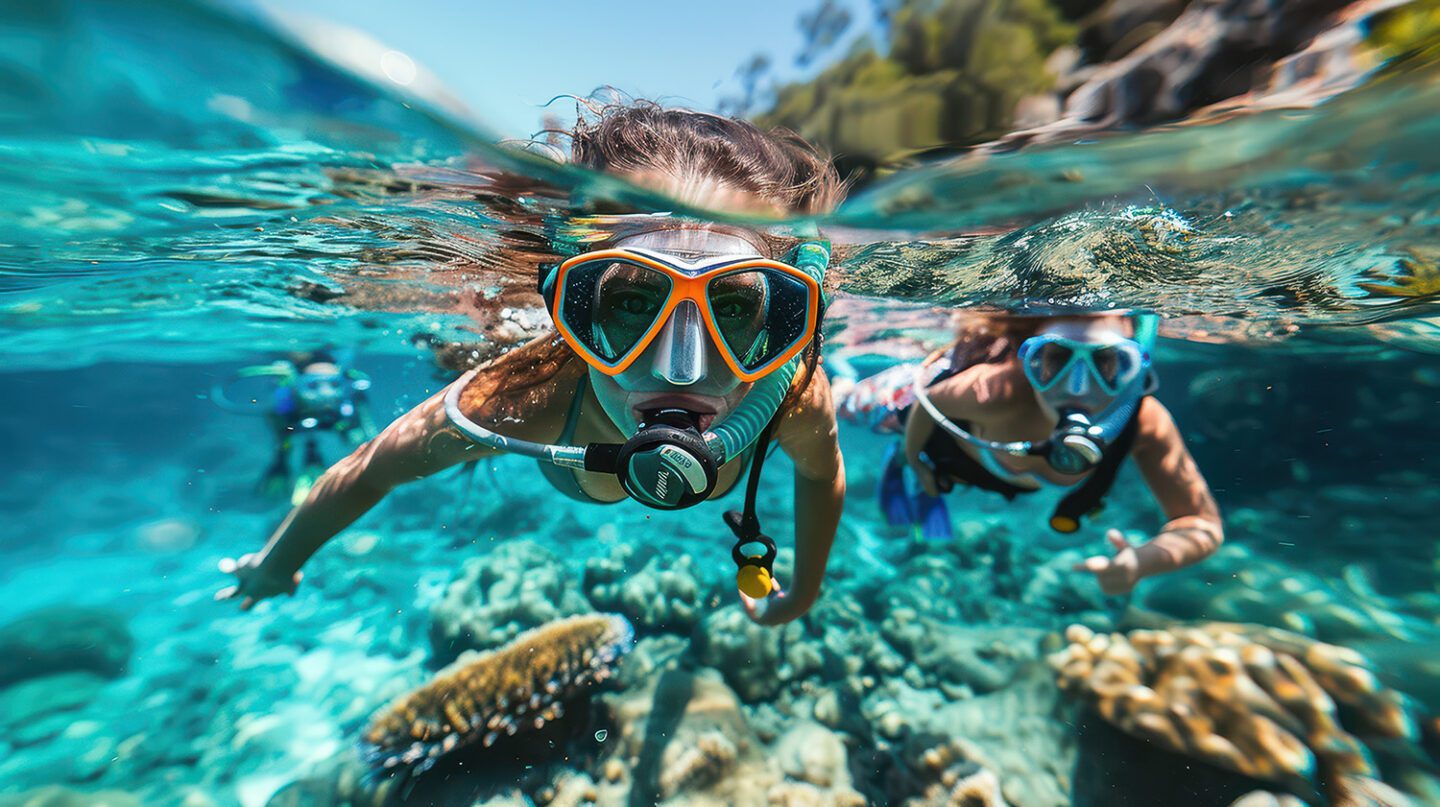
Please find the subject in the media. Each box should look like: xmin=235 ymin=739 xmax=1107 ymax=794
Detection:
xmin=930 ymin=360 xmax=1025 ymax=414
xmin=778 ymin=363 xmax=836 ymax=430
xmin=1134 ymin=398 xmax=1180 ymax=449
xmin=455 ymin=335 xmax=584 ymax=438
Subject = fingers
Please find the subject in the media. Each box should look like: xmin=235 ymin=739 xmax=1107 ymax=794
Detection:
xmin=917 ymin=468 xmax=940 ymax=498
xmin=1073 ymin=555 xmax=1111 ymax=573
xmin=214 ymin=585 xmax=238 ymax=602
xmin=1106 ymin=529 xmax=1131 ymax=553
xmin=218 ymin=557 xmax=237 ymax=575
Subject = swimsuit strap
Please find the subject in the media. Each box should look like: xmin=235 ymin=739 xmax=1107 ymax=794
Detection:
xmin=559 ymin=373 xmax=589 ymax=443
xmin=537 ymin=374 xmax=615 ymax=504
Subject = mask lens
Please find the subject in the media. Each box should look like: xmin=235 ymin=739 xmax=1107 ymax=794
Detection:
xmin=1029 ymin=343 xmax=1074 ymax=389
xmin=1096 ymin=342 xmax=1144 ymax=392
xmin=708 ymin=268 xmax=813 ymax=373
xmin=558 ymin=259 xmax=672 ymax=364
xmin=1091 ymin=346 xmax=1121 ymax=388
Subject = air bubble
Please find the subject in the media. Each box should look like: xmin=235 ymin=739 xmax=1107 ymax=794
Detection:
xmin=594 ymin=729 xmax=609 ymax=743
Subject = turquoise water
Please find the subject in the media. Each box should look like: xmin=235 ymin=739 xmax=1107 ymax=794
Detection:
xmin=2 ymin=2 xmax=1439 ymax=806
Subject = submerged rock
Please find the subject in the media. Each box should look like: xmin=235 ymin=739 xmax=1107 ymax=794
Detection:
xmin=882 ymin=616 xmax=1043 ymax=696
xmin=584 ymin=545 xmax=703 ymax=635
xmin=602 ymin=669 xmax=866 ymax=806
xmin=776 ymin=721 xmax=850 ymax=789
xmin=0 ymin=606 xmax=133 ymax=687
xmin=135 ymin=517 xmax=201 ymax=552
xmin=693 ymin=607 xmax=787 ymax=702
xmin=900 ymin=665 xmax=1074 ymax=807
xmin=0 ymin=671 xmax=108 ymax=733
xmin=428 ymin=540 xmax=593 ymax=665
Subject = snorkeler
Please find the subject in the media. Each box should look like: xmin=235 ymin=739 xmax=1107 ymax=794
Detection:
xmin=212 ymin=351 xmax=377 ymax=505
xmin=217 ymin=104 xmax=848 ymax=625
xmin=840 ymin=312 xmax=1222 ymax=594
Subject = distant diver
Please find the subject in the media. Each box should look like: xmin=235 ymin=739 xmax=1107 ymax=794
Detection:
xmin=838 ymin=312 xmax=1223 ymax=594
xmin=212 ymin=350 xmax=376 ymax=505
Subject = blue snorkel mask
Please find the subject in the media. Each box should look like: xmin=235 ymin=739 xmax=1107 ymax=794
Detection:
xmin=913 ymin=313 xmax=1158 ymax=476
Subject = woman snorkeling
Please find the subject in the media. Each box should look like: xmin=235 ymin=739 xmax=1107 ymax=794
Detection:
xmin=217 ymin=104 xmax=848 ymax=626
xmin=840 ymin=312 xmax=1222 ymax=595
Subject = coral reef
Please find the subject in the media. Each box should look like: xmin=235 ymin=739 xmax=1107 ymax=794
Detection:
xmin=364 ymin=613 xmax=634 ymax=775
xmin=429 ymin=540 xmax=595 ymax=665
xmin=1051 ymin=621 xmax=1420 ymax=801
xmin=0 ymin=606 xmax=133 ymax=687
xmin=9 ymin=360 xmax=1440 ymax=807
xmin=693 ymin=606 xmax=788 ymax=702
xmin=583 ymin=545 xmax=703 ymax=634
xmin=898 ymin=665 xmax=1074 ymax=807
xmin=602 ymin=669 xmax=867 ymax=806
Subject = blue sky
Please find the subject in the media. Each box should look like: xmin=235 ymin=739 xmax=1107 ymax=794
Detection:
xmin=265 ymin=0 xmax=870 ymax=138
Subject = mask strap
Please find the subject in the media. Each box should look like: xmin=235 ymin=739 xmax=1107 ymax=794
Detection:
xmin=1133 ymin=312 xmax=1160 ymax=351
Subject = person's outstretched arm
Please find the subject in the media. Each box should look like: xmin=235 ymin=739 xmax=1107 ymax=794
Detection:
xmin=1074 ymin=399 xmax=1224 ymax=595
xmin=217 ymin=382 xmax=485 ymax=609
xmin=742 ymin=367 xmax=846 ymax=626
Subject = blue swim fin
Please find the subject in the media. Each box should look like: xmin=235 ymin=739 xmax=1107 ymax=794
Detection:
xmin=878 ymin=442 xmax=914 ymax=527
xmin=913 ymin=490 xmax=952 ymax=543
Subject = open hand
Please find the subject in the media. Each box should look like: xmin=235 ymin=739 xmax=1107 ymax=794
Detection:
xmin=1073 ymin=529 xmax=1142 ymax=596
xmin=740 ymin=575 xmax=788 ymax=625
xmin=215 ymin=553 xmax=302 ymax=610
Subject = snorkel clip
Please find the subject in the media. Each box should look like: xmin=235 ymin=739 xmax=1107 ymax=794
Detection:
xmin=725 ymin=510 xmax=777 ymax=600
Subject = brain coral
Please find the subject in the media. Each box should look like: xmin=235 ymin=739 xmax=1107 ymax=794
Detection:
xmin=1051 ymin=622 xmax=1416 ymax=800
xmin=364 ymin=613 xmax=633 ymax=775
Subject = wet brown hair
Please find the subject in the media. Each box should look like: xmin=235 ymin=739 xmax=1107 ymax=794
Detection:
xmin=948 ymin=314 xmax=1047 ymax=370
xmin=463 ymin=102 xmax=846 ymax=420
xmin=568 ymin=101 xmax=846 ymax=215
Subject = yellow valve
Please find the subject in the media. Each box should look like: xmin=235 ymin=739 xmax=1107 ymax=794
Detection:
xmin=736 ymin=563 xmax=773 ymax=599
xmin=1050 ymin=515 xmax=1080 ymax=534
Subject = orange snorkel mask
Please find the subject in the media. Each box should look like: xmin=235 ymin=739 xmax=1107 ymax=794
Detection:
xmin=545 ymin=245 xmax=823 ymax=384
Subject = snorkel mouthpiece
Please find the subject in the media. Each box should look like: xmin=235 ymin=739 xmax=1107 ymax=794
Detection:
xmin=614 ymin=409 xmax=718 ymax=509
xmin=1051 ymin=412 xmax=1106 ymax=474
